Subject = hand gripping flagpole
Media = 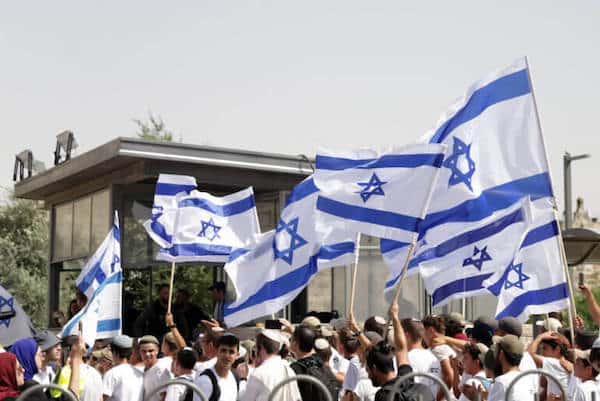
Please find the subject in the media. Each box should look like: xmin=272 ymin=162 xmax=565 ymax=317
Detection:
xmin=525 ymin=56 xmax=576 ymax=342
xmin=348 ymin=232 xmax=362 ymax=317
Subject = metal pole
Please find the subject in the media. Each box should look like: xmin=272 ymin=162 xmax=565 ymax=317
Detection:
xmin=564 ymin=152 xmax=572 ymax=229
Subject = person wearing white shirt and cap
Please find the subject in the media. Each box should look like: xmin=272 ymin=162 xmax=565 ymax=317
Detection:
xmin=570 ymin=349 xmax=600 ymax=401
xmin=239 ymin=329 xmax=301 ymax=401
xmin=32 ymin=330 xmax=61 ymax=385
xmin=102 ymin=335 xmax=144 ymax=401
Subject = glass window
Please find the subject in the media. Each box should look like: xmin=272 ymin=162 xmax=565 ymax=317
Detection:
xmin=53 ymin=202 xmax=73 ymax=261
xmin=73 ymin=196 xmax=91 ymax=257
xmin=91 ymin=189 xmax=110 ymax=250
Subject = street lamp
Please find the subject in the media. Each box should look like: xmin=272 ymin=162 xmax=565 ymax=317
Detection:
xmin=564 ymin=152 xmax=591 ymax=229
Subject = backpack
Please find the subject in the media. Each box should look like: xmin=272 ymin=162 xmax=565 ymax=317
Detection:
xmin=376 ymin=379 xmax=435 ymax=401
xmin=197 ymin=369 xmax=221 ymax=401
xmin=291 ymin=356 xmax=341 ymax=401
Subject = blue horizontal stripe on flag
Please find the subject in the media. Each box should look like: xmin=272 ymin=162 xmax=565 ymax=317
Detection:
xmin=162 ymin=243 xmax=233 ymax=257
xmin=495 ymin=283 xmax=569 ymax=320
xmin=178 ymin=194 xmax=256 ymax=216
xmin=380 ymin=239 xmax=410 ymax=254
xmin=317 ymin=196 xmax=421 ymax=233
xmin=429 ymin=69 xmax=531 ymax=144
xmin=227 ymin=248 xmax=251 ymax=263
xmin=150 ymin=218 xmax=172 ymax=243
xmin=411 ymin=207 xmax=524 ymax=268
xmin=155 ymin=183 xmax=196 ymax=196
xmin=318 ymin=241 xmax=355 ymax=260
xmin=420 ymin=173 xmax=553 ymax=237
xmin=97 ymin=318 xmax=121 ymax=332
xmin=431 ymin=273 xmax=494 ymax=306
xmin=78 ymin=248 xmax=109 ymax=294
xmin=316 ymin=153 xmax=444 ymax=171
xmin=285 ymin=178 xmax=319 ymax=208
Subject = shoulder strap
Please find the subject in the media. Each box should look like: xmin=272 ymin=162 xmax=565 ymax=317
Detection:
xmin=200 ymin=369 xmax=221 ymax=401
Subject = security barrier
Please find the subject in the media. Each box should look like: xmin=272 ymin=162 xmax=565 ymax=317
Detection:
xmin=504 ymin=369 xmax=567 ymax=401
xmin=16 ymin=383 xmax=78 ymax=401
xmin=146 ymin=378 xmax=208 ymax=401
xmin=268 ymin=374 xmax=334 ymax=401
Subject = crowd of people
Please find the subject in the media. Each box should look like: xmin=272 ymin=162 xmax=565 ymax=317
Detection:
xmin=2 ymin=283 xmax=600 ymax=401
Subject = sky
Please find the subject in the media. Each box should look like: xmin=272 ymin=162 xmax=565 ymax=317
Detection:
xmin=1 ymin=1 xmax=599 ymax=216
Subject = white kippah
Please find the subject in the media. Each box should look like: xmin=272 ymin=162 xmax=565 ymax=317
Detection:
xmin=315 ymin=338 xmax=329 ymax=350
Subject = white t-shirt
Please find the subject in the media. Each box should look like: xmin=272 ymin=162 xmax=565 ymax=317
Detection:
xmin=194 ymin=366 xmax=238 ymax=401
xmin=80 ymin=364 xmax=104 ymax=401
xmin=33 ymin=365 xmax=56 ymax=385
xmin=572 ymin=380 xmax=600 ymax=401
xmin=330 ymin=347 xmax=350 ymax=375
xmin=103 ymin=363 xmax=144 ymax=401
xmin=408 ymin=348 xmax=439 ymax=386
xmin=342 ymin=355 xmax=362 ymax=392
xmin=194 ymin=357 xmax=217 ymax=373
xmin=353 ymin=371 xmax=379 ymax=401
xmin=488 ymin=370 xmax=536 ymax=401
xmin=429 ymin=345 xmax=456 ymax=397
xmin=240 ymin=355 xmax=301 ymax=401
xmin=543 ymin=357 xmax=570 ymax=398
xmin=165 ymin=373 xmax=194 ymax=401
xmin=519 ymin=352 xmax=540 ymax=397
xmin=157 ymin=356 xmax=175 ymax=376
xmin=458 ymin=370 xmax=486 ymax=401
xmin=144 ymin=361 xmax=173 ymax=401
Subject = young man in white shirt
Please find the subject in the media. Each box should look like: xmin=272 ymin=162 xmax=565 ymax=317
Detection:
xmin=165 ymin=347 xmax=197 ymax=401
xmin=240 ymin=330 xmax=301 ymax=401
xmin=102 ymin=335 xmax=144 ymax=401
xmin=194 ymin=328 xmax=221 ymax=373
xmin=401 ymin=318 xmax=440 ymax=390
xmin=571 ymin=349 xmax=600 ymax=401
xmin=528 ymin=331 xmax=571 ymax=399
xmin=422 ymin=315 xmax=456 ymax=401
xmin=33 ymin=330 xmax=62 ymax=385
xmin=140 ymin=335 xmax=172 ymax=401
xmin=157 ymin=332 xmax=179 ymax=376
xmin=486 ymin=335 xmax=536 ymax=401
xmin=456 ymin=343 xmax=488 ymax=401
xmin=194 ymin=333 xmax=239 ymax=401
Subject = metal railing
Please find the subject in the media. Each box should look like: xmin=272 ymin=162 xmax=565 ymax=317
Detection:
xmin=16 ymin=383 xmax=78 ymax=401
xmin=268 ymin=374 xmax=333 ymax=401
xmin=505 ymin=369 xmax=567 ymax=401
xmin=387 ymin=371 xmax=453 ymax=401
xmin=146 ymin=378 xmax=209 ymax=401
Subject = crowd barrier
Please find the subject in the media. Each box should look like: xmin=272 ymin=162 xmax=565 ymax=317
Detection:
xmin=505 ymin=369 xmax=567 ymax=401
xmin=146 ymin=378 xmax=208 ymax=401
xmin=387 ymin=371 xmax=453 ymax=401
xmin=268 ymin=374 xmax=333 ymax=401
xmin=16 ymin=383 xmax=78 ymax=401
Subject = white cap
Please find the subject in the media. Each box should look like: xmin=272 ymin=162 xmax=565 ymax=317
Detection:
xmin=315 ymin=338 xmax=329 ymax=351
xmin=374 ymin=316 xmax=386 ymax=325
xmin=543 ymin=318 xmax=563 ymax=332
xmin=260 ymin=329 xmax=285 ymax=348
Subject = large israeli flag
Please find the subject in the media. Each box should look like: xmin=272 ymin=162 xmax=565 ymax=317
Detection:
xmin=0 ymin=285 xmax=35 ymax=347
xmin=485 ymin=206 xmax=569 ymax=321
xmin=62 ymin=271 xmax=122 ymax=347
xmin=314 ymin=144 xmax=446 ymax=243
xmin=418 ymin=199 xmax=531 ymax=307
xmin=157 ymin=187 xmax=261 ymax=263
xmin=384 ymin=58 xmax=556 ymax=294
xmin=143 ymin=174 xmax=197 ymax=248
xmin=75 ymin=211 xmax=121 ymax=299
xmin=224 ymin=177 xmax=356 ymax=327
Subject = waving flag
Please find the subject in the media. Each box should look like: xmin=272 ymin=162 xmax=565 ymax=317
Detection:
xmin=157 ymin=187 xmax=261 ymax=263
xmin=0 ymin=285 xmax=35 ymax=347
xmin=417 ymin=199 xmax=531 ymax=307
xmin=314 ymin=144 xmax=445 ymax=243
xmin=485 ymin=206 xmax=569 ymax=321
xmin=76 ymin=211 xmax=121 ymax=299
xmin=143 ymin=174 xmax=197 ymax=248
xmin=224 ymin=177 xmax=356 ymax=327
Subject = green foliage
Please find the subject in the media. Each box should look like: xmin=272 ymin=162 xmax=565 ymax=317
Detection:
xmin=575 ymin=289 xmax=600 ymax=329
xmin=0 ymin=194 xmax=49 ymax=327
xmin=133 ymin=112 xmax=173 ymax=142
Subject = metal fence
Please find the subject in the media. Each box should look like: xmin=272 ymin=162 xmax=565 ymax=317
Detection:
xmin=268 ymin=374 xmax=334 ymax=401
xmin=16 ymin=383 xmax=78 ymax=401
xmin=146 ymin=378 xmax=208 ymax=401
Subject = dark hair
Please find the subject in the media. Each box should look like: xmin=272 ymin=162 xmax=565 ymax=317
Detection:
xmin=541 ymin=338 xmax=569 ymax=358
xmin=401 ymin=319 xmax=424 ymax=343
xmin=463 ymin=344 xmax=484 ymax=368
xmin=256 ymin=333 xmax=280 ymax=355
xmin=364 ymin=316 xmax=385 ymax=337
xmin=366 ymin=342 xmax=395 ymax=373
xmin=217 ymin=333 xmax=240 ymax=350
xmin=499 ymin=349 xmax=522 ymax=367
xmin=292 ymin=326 xmax=317 ymax=353
xmin=112 ymin=345 xmax=133 ymax=359
xmin=339 ymin=328 xmax=360 ymax=354
xmin=422 ymin=316 xmax=446 ymax=334
xmin=443 ymin=315 xmax=464 ymax=337
xmin=316 ymin=345 xmax=332 ymax=363
xmin=177 ymin=349 xmax=197 ymax=370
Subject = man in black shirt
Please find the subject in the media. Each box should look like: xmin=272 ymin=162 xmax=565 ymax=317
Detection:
xmin=134 ymin=284 xmax=188 ymax=340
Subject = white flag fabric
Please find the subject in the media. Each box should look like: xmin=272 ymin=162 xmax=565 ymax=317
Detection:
xmin=314 ymin=144 xmax=446 ymax=243
xmin=61 ymin=270 xmax=122 ymax=347
xmin=143 ymin=174 xmax=197 ymax=249
xmin=0 ymin=285 xmax=35 ymax=347
xmin=76 ymin=211 xmax=121 ymax=299
xmin=157 ymin=187 xmax=261 ymax=263
xmin=485 ymin=206 xmax=569 ymax=321
xmin=417 ymin=199 xmax=531 ymax=307
xmin=224 ymin=177 xmax=356 ymax=327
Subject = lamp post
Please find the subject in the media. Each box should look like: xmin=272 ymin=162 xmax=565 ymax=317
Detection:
xmin=563 ymin=152 xmax=590 ymax=229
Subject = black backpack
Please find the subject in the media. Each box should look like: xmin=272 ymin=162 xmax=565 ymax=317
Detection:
xmin=291 ymin=356 xmax=341 ymax=401
xmin=196 ymin=369 xmax=221 ymax=401
xmin=376 ymin=379 xmax=435 ymax=401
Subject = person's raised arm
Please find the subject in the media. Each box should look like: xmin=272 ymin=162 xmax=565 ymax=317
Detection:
xmin=528 ymin=331 xmax=554 ymax=368
xmin=432 ymin=334 xmax=468 ymax=352
xmin=165 ymin=312 xmax=186 ymax=349
xmin=68 ymin=336 xmax=85 ymax=399
xmin=348 ymin=312 xmax=372 ymax=351
xmin=580 ymin=285 xmax=600 ymax=327
xmin=389 ymin=302 xmax=408 ymax=366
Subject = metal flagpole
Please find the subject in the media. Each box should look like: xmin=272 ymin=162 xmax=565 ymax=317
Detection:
xmin=167 ymin=261 xmax=176 ymax=314
xmin=348 ymin=232 xmax=362 ymax=317
xmin=524 ymin=57 xmax=577 ymax=340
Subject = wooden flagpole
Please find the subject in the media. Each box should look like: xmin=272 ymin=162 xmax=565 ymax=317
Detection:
xmin=348 ymin=232 xmax=362 ymax=317
xmin=167 ymin=261 xmax=176 ymax=314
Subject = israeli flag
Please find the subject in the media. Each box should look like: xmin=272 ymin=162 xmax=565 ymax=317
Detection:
xmin=314 ymin=144 xmax=446 ymax=243
xmin=76 ymin=211 xmax=121 ymax=299
xmin=143 ymin=174 xmax=197 ymax=249
xmin=418 ymin=199 xmax=531 ymax=307
xmin=485 ymin=206 xmax=569 ymax=321
xmin=62 ymin=270 xmax=122 ymax=347
xmin=157 ymin=187 xmax=261 ymax=263
xmin=0 ymin=285 xmax=35 ymax=347
xmin=224 ymin=177 xmax=356 ymax=327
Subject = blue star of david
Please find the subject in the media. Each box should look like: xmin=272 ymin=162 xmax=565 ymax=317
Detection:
xmin=0 ymin=296 xmax=16 ymax=328
xmin=443 ymin=137 xmax=476 ymax=191
xmin=504 ymin=261 xmax=530 ymax=290
xmin=273 ymin=217 xmax=308 ymax=265
xmin=462 ymin=246 xmax=492 ymax=271
xmin=111 ymin=254 xmax=120 ymax=273
xmin=356 ymin=173 xmax=387 ymax=202
xmin=198 ymin=217 xmax=222 ymax=242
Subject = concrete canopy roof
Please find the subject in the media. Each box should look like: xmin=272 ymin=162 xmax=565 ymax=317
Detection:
xmin=563 ymin=227 xmax=600 ymax=266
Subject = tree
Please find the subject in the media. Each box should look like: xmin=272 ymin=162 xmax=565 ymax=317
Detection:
xmin=0 ymin=192 xmax=49 ymax=327
xmin=133 ymin=112 xmax=174 ymax=142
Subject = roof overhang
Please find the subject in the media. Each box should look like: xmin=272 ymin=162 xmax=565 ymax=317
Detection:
xmin=563 ymin=227 xmax=600 ymax=266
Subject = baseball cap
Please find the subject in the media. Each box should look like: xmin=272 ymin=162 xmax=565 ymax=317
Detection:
xmin=208 ymin=281 xmax=226 ymax=291
xmin=573 ymin=349 xmax=591 ymax=363
xmin=34 ymin=330 xmax=61 ymax=352
xmin=92 ymin=348 xmax=113 ymax=363
xmin=496 ymin=334 xmax=524 ymax=356
xmin=498 ymin=317 xmax=523 ymax=338
xmin=138 ymin=335 xmax=160 ymax=346
xmin=301 ymin=316 xmax=321 ymax=330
